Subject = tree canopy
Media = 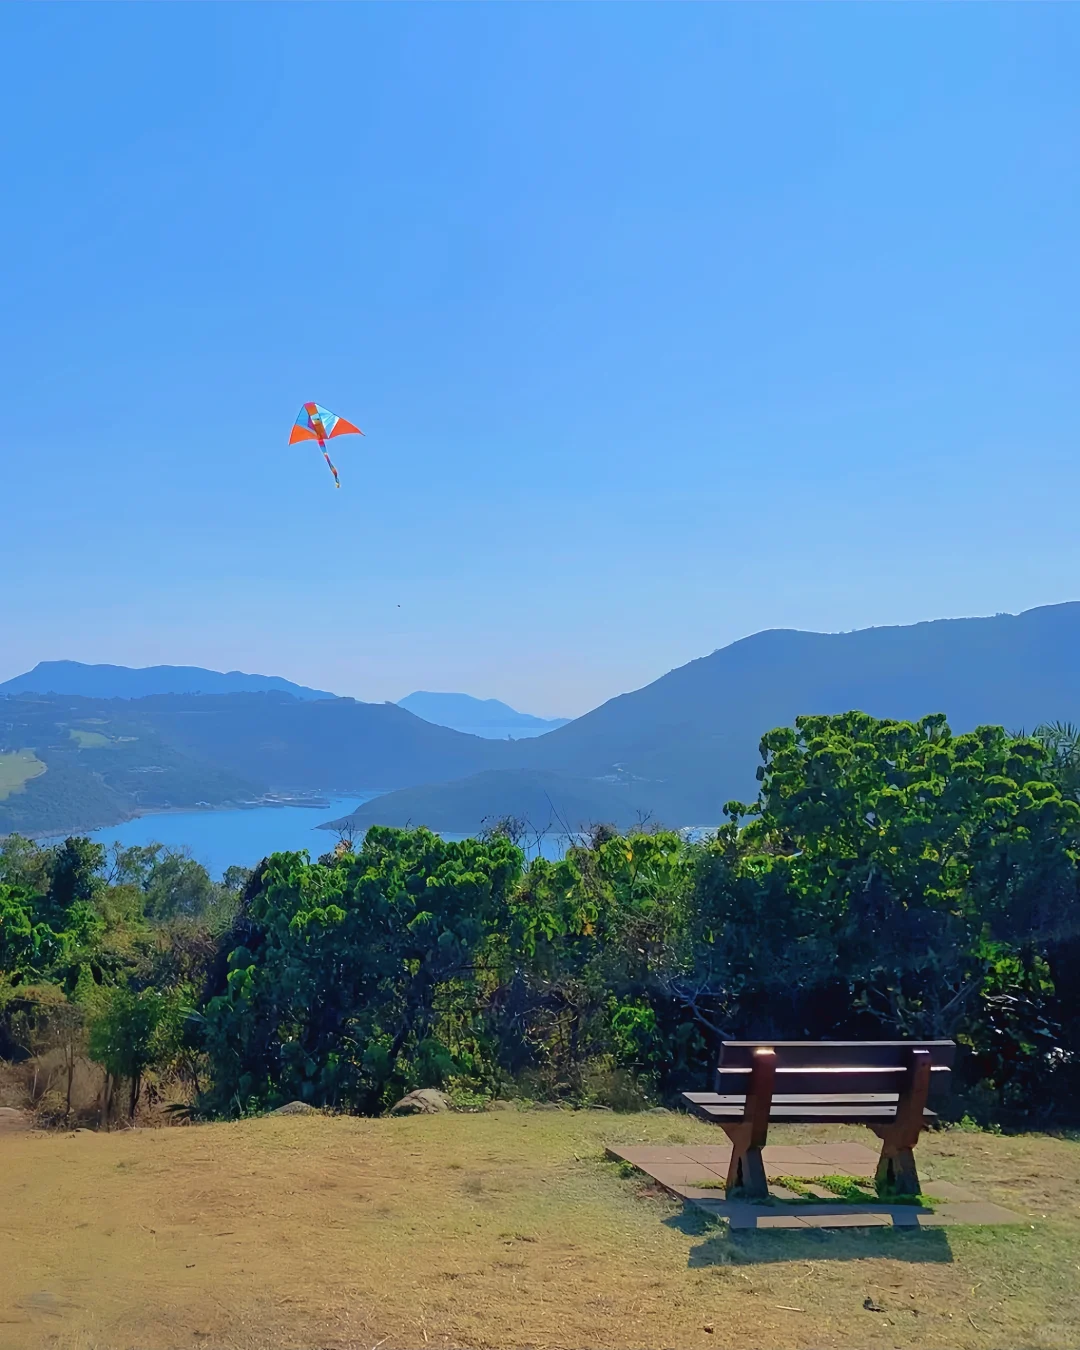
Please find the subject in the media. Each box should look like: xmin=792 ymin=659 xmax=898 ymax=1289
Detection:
xmin=2 ymin=712 xmax=1079 ymax=1126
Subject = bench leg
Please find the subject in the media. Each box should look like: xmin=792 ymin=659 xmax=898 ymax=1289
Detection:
xmin=870 ymin=1132 xmax=922 ymax=1196
xmin=720 ymin=1047 xmax=776 ymax=1200
xmin=870 ymin=1048 xmax=931 ymax=1197
xmin=721 ymin=1124 xmax=769 ymax=1198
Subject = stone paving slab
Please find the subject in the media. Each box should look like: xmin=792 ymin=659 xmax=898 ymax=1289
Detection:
xmin=641 ymin=1163 xmax=729 ymax=1187
xmin=922 ymin=1179 xmax=979 ymax=1201
xmin=613 ymin=1147 xmax=723 ymax=1164
xmin=608 ymin=1142 xmax=1027 ymax=1229
xmin=679 ymin=1147 xmax=737 ymax=1164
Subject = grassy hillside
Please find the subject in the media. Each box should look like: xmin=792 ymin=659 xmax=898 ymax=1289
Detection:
xmin=1 ymin=1110 xmax=1077 ymax=1350
xmin=0 ymin=691 xmax=507 ymax=836
xmin=0 ymin=694 xmax=263 ymax=836
xmin=0 ymin=750 xmax=46 ymax=800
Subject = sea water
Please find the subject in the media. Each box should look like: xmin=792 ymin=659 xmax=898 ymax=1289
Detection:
xmin=57 ymin=797 xmax=379 ymax=881
xmin=53 ymin=796 xmax=573 ymax=880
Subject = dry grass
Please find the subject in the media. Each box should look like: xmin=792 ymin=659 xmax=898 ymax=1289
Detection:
xmin=68 ymin=729 xmax=110 ymax=749
xmin=1 ymin=1109 xmax=1078 ymax=1350
xmin=0 ymin=750 xmax=46 ymax=800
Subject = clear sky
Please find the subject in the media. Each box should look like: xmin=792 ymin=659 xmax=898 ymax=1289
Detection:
xmin=2 ymin=4 xmax=1078 ymax=717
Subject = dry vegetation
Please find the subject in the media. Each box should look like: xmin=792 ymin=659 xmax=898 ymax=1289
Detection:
xmin=2 ymin=1109 xmax=1079 ymax=1350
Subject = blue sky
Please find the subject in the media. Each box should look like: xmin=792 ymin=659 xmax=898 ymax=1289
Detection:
xmin=2 ymin=4 xmax=1078 ymax=716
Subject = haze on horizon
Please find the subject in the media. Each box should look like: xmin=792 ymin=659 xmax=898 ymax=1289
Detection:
xmin=2 ymin=5 xmax=1078 ymax=718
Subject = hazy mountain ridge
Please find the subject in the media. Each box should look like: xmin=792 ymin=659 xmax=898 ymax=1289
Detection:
xmin=327 ymin=602 xmax=1080 ymax=834
xmin=6 ymin=603 xmax=1080 ymax=839
xmin=397 ymin=691 xmax=570 ymax=738
xmin=0 ymin=660 xmax=334 ymax=701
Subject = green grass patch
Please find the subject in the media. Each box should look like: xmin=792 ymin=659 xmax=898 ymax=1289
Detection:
xmin=69 ymin=728 xmax=111 ymax=748
xmin=772 ymin=1173 xmax=944 ymax=1206
xmin=0 ymin=750 xmax=46 ymax=800
xmin=697 ymin=1173 xmax=947 ymax=1205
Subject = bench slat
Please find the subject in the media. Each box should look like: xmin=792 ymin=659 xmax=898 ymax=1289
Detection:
xmin=682 ymin=1095 xmax=938 ymax=1122
xmin=719 ymin=1040 xmax=956 ymax=1069
xmin=687 ymin=1091 xmax=910 ymax=1105
xmin=716 ymin=1065 xmax=951 ymax=1098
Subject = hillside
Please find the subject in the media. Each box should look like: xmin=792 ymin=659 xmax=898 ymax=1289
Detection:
xmin=362 ymin=602 xmax=1080 ymax=831
xmin=322 ymin=768 xmax=656 ymax=835
xmin=397 ymin=691 xmax=569 ymax=739
xmin=0 ymin=694 xmax=262 ymax=836
xmin=0 ymin=660 xmax=334 ymax=701
xmin=9 ymin=603 xmax=1080 ymax=839
xmin=510 ymin=601 xmax=1080 ymax=821
xmin=137 ymin=694 xmax=506 ymax=793
xmin=0 ymin=691 xmax=504 ymax=837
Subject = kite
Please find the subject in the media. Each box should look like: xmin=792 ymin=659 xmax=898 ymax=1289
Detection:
xmin=289 ymin=402 xmax=364 ymax=488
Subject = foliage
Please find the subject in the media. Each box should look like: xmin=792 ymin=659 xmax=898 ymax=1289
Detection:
xmin=200 ymin=828 xmax=524 ymax=1114
xmin=4 ymin=710 xmax=1080 ymax=1126
xmin=0 ymin=833 xmax=239 ymax=1116
xmin=87 ymin=984 xmax=187 ymax=1118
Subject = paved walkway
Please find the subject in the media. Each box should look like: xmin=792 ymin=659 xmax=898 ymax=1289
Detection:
xmin=607 ymin=1142 xmax=1026 ymax=1230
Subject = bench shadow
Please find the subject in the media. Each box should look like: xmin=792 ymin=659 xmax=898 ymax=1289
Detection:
xmin=665 ymin=1207 xmax=955 ymax=1266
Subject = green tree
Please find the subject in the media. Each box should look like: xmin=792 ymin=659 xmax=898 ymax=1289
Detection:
xmin=202 ymin=828 xmax=523 ymax=1115
xmin=505 ymin=829 xmax=692 ymax=1096
xmin=693 ymin=713 xmax=1080 ymax=1102
xmin=0 ymin=883 xmax=62 ymax=984
xmin=87 ymin=985 xmax=182 ymax=1122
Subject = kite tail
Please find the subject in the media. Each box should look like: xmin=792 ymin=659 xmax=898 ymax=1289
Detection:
xmin=319 ymin=441 xmax=341 ymax=489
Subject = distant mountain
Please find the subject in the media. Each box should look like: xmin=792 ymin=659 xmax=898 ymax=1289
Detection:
xmin=135 ymin=693 xmax=506 ymax=793
xmin=328 ymin=602 xmax=1080 ymax=837
xmin=512 ymin=602 xmax=1080 ymax=822
xmin=0 ymin=691 xmax=503 ymax=837
xmin=0 ymin=661 xmax=334 ymax=701
xmin=322 ymin=769 xmax=654 ymax=835
xmin=11 ymin=603 xmax=1080 ymax=841
xmin=397 ymin=691 xmax=569 ymax=739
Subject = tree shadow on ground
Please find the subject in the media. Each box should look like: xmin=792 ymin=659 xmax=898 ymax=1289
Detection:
xmin=665 ymin=1206 xmax=955 ymax=1266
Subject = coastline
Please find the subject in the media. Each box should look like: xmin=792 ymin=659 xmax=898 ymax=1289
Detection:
xmin=18 ymin=792 xmax=360 ymax=843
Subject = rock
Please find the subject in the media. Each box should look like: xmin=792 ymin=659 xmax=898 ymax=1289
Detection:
xmin=0 ymin=1107 xmax=31 ymax=1133
xmin=271 ymin=1101 xmax=319 ymax=1116
xmin=390 ymin=1089 xmax=451 ymax=1115
xmin=645 ymin=1106 xmax=670 ymax=1115
xmin=486 ymin=1099 xmax=515 ymax=1112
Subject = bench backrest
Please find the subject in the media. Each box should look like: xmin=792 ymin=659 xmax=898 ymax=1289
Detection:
xmin=716 ymin=1040 xmax=954 ymax=1103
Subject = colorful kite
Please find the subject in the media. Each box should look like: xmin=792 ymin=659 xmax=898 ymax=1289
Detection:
xmin=288 ymin=402 xmax=364 ymax=488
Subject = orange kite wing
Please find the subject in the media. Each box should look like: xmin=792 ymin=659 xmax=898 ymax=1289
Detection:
xmin=289 ymin=424 xmax=319 ymax=444
xmin=328 ymin=416 xmax=364 ymax=438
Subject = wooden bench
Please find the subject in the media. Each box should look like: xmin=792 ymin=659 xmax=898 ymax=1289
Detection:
xmin=682 ymin=1040 xmax=955 ymax=1198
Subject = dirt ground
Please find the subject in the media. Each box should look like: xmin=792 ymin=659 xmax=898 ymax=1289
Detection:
xmin=1 ymin=1109 xmax=1078 ymax=1350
